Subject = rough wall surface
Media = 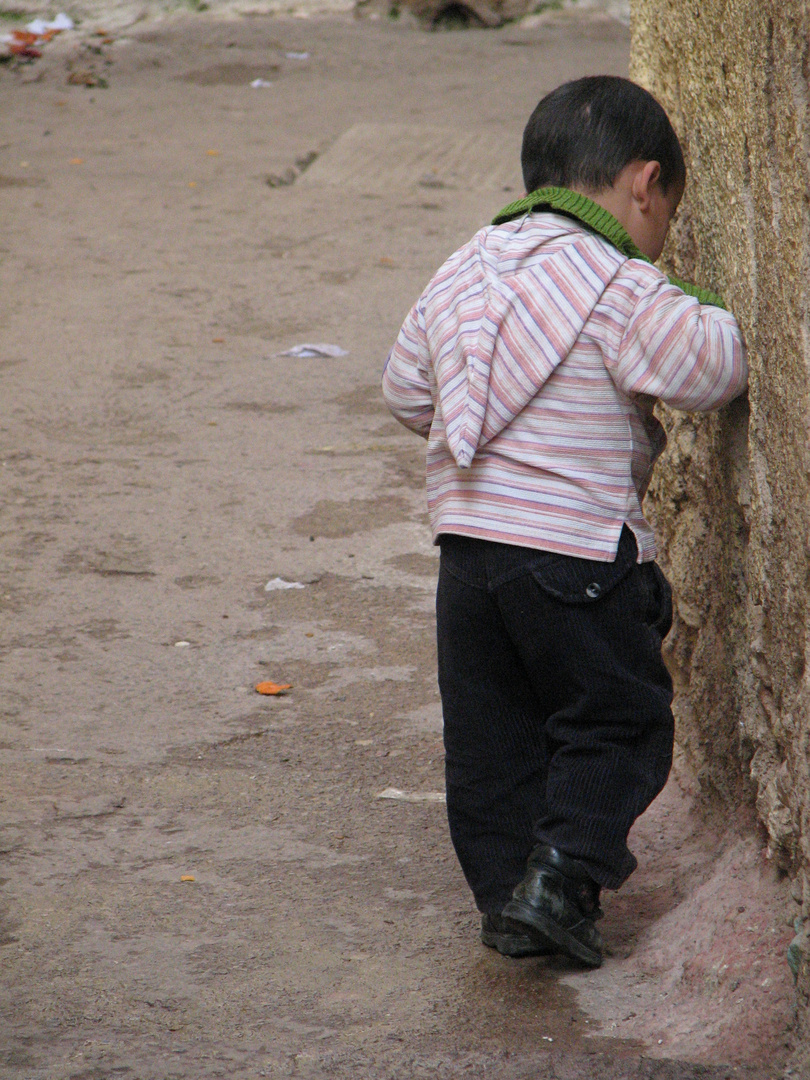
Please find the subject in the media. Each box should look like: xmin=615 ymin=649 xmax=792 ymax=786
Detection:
xmin=631 ymin=0 xmax=810 ymax=1017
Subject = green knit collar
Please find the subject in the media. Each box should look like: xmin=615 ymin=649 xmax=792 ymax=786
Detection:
xmin=492 ymin=186 xmax=725 ymax=309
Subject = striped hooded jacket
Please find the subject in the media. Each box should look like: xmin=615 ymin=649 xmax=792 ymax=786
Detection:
xmin=382 ymin=210 xmax=747 ymax=563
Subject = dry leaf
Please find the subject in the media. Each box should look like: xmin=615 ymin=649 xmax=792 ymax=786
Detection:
xmin=255 ymin=680 xmax=292 ymax=695
xmin=67 ymin=71 xmax=97 ymax=87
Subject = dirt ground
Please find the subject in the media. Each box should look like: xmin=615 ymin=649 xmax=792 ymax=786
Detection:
xmin=0 ymin=8 xmax=801 ymax=1079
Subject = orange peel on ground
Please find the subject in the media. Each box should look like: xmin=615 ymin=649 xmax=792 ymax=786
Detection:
xmin=255 ymin=680 xmax=292 ymax=695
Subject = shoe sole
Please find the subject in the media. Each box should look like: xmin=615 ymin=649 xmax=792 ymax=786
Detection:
xmin=501 ymin=899 xmax=602 ymax=969
xmin=480 ymin=927 xmax=553 ymax=958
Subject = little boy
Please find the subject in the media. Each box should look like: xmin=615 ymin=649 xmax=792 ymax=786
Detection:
xmin=382 ymin=76 xmax=747 ymax=968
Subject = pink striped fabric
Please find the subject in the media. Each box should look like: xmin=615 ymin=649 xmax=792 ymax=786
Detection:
xmin=383 ymin=212 xmax=747 ymax=562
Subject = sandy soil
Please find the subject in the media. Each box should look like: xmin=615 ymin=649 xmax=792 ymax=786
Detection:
xmin=0 ymin=9 xmax=800 ymax=1079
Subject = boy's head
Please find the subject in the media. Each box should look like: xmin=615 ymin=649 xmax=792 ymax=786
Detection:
xmin=521 ymin=76 xmax=685 ymax=197
xmin=521 ymin=77 xmax=685 ymax=262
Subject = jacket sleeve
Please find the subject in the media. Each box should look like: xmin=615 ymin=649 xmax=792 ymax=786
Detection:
xmin=611 ymin=274 xmax=748 ymax=411
xmin=382 ymin=299 xmax=435 ymax=438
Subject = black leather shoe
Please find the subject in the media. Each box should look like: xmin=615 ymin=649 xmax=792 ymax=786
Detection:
xmin=480 ymin=913 xmax=554 ymax=958
xmin=501 ymin=844 xmax=604 ymax=968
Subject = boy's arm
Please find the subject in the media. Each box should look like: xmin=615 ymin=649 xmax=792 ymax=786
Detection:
xmin=611 ymin=275 xmax=747 ymax=411
xmin=382 ymin=300 xmax=435 ymax=438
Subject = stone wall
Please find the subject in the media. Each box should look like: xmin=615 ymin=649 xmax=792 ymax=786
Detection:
xmin=631 ymin=0 xmax=810 ymax=1009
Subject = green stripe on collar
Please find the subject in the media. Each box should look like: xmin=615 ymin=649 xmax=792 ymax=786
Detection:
xmin=492 ymin=186 xmax=726 ymax=310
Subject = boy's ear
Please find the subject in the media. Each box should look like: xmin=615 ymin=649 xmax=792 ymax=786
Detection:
xmin=631 ymin=160 xmax=662 ymax=210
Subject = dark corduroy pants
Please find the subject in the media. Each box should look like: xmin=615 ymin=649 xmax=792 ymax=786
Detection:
xmin=436 ymin=528 xmax=674 ymax=914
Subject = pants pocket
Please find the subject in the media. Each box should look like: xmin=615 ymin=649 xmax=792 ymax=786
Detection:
xmin=530 ymin=527 xmax=638 ymax=606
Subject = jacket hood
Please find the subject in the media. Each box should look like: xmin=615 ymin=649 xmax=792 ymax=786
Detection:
xmin=422 ymin=215 xmax=619 ymax=469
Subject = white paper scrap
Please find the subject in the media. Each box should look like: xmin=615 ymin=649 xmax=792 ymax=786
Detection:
xmin=264 ymin=577 xmax=305 ymax=591
xmin=278 ymin=343 xmax=348 ymax=359
xmin=250 ymin=79 xmax=273 ymax=89
xmin=26 ymin=13 xmax=74 ymax=33
xmin=377 ymin=788 xmax=446 ymax=804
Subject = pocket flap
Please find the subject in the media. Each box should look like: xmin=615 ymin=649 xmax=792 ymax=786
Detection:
xmin=531 ymin=528 xmax=638 ymax=604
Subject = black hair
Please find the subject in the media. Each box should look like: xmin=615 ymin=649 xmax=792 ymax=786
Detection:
xmin=521 ymin=75 xmax=685 ymax=196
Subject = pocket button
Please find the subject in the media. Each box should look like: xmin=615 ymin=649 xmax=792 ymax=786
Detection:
xmin=585 ymin=582 xmax=602 ymax=599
